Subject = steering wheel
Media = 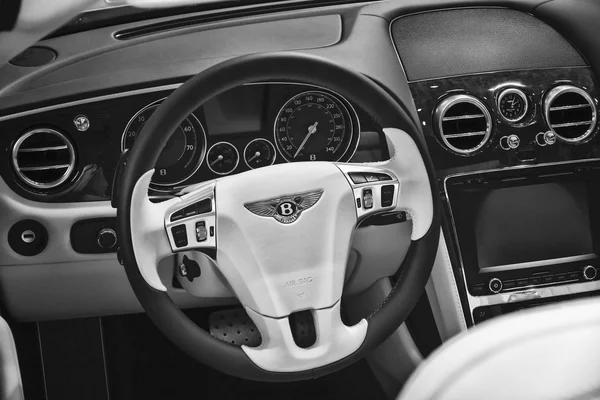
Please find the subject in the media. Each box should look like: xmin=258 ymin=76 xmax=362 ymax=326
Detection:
xmin=116 ymin=52 xmax=441 ymax=382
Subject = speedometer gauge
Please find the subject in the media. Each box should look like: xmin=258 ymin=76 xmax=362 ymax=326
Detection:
xmin=274 ymin=90 xmax=358 ymax=162
xmin=122 ymin=99 xmax=206 ymax=188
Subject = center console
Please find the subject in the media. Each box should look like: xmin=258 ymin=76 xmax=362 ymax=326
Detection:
xmin=446 ymin=160 xmax=600 ymax=323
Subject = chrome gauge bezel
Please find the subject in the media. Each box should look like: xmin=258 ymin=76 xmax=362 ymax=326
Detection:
xmin=243 ymin=138 xmax=277 ymax=169
xmin=121 ymin=98 xmax=207 ymax=188
xmin=273 ymin=89 xmax=361 ymax=163
xmin=206 ymin=141 xmax=240 ymax=175
xmin=497 ymin=88 xmax=529 ymax=123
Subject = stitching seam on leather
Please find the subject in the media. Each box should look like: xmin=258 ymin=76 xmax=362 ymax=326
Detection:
xmin=441 ymin=235 xmax=467 ymax=330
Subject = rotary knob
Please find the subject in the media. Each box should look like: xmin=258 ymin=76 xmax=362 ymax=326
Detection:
xmin=500 ymin=134 xmax=520 ymax=150
xmin=488 ymin=278 xmax=503 ymax=294
xmin=97 ymin=228 xmax=117 ymax=250
xmin=583 ymin=265 xmax=597 ymax=281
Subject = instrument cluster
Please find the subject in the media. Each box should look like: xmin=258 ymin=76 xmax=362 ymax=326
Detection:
xmin=122 ymin=85 xmax=361 ymax=192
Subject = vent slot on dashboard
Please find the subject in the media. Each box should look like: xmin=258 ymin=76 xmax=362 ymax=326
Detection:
xmin=434 ymin=94 xmax=492 ymax=155
xmin=11 ymin=128 xmax=76 ymax=190
xmin=545 ymin=85 xmax=597 ymax=143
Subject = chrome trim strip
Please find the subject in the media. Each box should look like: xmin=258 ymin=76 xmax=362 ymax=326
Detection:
xmin=543 ymin=84 xmax=597 ymax=144
xmin=444 ymin=131 xmax=487 ymax=139
xmin=18 ymin=145 xmax=68 ymax=152
xmin=482 ymin=254 xmax=597 ymax=273
xmin=551 ymin=121 xmax=593 ymax=128
xmin=442 ymin=114 xmax=485 ymax=121
xmin=19 ymin=165 xmax=70 ymax=172
xmin=550 ymin=104 xmax=591 ymax=111
xmin=443 ymin=158 xmax=600 ymax=321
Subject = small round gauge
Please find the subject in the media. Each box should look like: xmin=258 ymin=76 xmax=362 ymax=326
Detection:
xmin=274 ymin=90 xmax=358 ymax=162
xmin=122 ymin=100 xmax=206 ymax=188
xmin=207 ymin=142 xmax=239 ymax=175
xmin=244 ymin=138 xmax=276 ymax=169
xmin=497 ymin=88 xmax=529 ymax=123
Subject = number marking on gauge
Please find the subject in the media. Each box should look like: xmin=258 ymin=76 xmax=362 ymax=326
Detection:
xmin=121 ymin=98 xmax=206 ymax=187
xmin=207 ymin=141 xmax=239 ymax=175
xmin=243 ymin=138 xmax=276 ymax=169
xmin=274 ymin=90 xmax=356 ymax=162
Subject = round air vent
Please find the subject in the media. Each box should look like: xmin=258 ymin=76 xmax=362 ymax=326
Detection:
xmin=544 ymin=85 xmax=597 ymax=143
xmin=434 ymin=94 xmax=492 ymax=155
xmin=11 ymin=128 xmax=76 ymax=190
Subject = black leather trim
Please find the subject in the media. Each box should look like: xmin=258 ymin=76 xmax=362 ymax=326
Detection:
xmin=117 ymin=51 xmax=440 ymax=381
xmin=534 ymin=0 xmax=600 ymax=80
xmin=0 ymin=0 xmax=21 ymax=31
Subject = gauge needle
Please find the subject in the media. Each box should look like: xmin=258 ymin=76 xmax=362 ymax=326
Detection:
xmin=210 ymin=154 xmax=223 ymax=166
xmin=294 ymin=121 xmax=318 ymax=159
xmin=247 ymin=151 xmax=261 ymax=163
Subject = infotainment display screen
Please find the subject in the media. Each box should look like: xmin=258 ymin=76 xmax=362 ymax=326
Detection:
xmin=473 ymin=182 xmax=594 ymax=269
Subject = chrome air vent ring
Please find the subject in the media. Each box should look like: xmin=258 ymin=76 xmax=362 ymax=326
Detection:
xmin=544 ymin=85 xmax=597 ymax=144
xmin=434 ymin=94 xmax=492 ymax=155
xmin=11 ymin=128 xmax=76 ymax=190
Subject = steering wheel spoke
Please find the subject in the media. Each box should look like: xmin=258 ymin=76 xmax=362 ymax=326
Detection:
xmin=243 ymin=301 xmax=367 ymax=372
xmin=164 ymin=180 xmax=217 ymax=253
xmin=337 ymin=128 xmax=434 ymax=240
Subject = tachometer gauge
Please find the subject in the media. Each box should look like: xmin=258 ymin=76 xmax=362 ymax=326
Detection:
xmin=274 ymin=90 xmax=358 ymax=162
xmin=497 ymin=88 xmax=528 ymax=123
xmin=244 ymin=138 xmax=276 ymax=169
xmin=122 ymin=99 xmax=206 ymax=188
xmin=207 ymin=142 xmax=239 ymax=175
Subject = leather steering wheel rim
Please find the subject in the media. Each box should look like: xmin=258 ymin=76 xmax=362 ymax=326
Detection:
xmin=116 ymin=52 xmax=441 ymax=382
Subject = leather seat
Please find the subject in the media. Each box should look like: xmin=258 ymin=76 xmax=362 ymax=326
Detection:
xmin=0 ymin=317 xmax=23 ymax=400
xmin=397 ymin=297 xmax=600 ymax=400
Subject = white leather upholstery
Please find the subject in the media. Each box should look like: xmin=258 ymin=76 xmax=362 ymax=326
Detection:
xmin=0 ymin=317 xmax=23 ymax=400
xmin=397 ymin=297 xmax=600 ymax=400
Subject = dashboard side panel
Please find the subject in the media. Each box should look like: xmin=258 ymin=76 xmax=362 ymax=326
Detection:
xmin=390 ymin=8 xmax=586 ymax=82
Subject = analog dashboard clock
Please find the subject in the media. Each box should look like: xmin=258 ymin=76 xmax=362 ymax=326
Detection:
xmin=497 ymin=88 xmax=529 ymax=123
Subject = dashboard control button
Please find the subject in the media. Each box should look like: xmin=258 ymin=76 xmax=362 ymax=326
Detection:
xmin=73 ymin=115 xmax=90 ymax=132
xmin=170 ymin=210 xmax=184 ymax=222
xmin=499 ymin=134 xmax=520 ymax=150
xmin=381 ymin=185 xmax=395 ymax=207
xmin=376 ymin=173 xmax=393 ymax=181
xmin=362 ymin=189 xmax=374 ymax=209
xmin=171 ymin=225 xmax=188 ymax=248
xmin=529 ymin=277 xmax=542 ymax=285
xmin=542 ymin=275 xmax=554 ymax=283
xmin=209 ymin=226 xmax=214 ymax=237
xmin=196 ymin=221 xmax=207 ymax=242
xmin=183 ymin=205 xmax=198 ymax=218
xmin=97 ymin=228 xmax=117 ymax=250
xmin=535 ymin=131 xmax=557 ymax=146
xmin=348 ymin=172 xmax=367 ymax=184
xmin=196 ymin=199 xmax=212 ymax=214
xmin=364 ymin=173 xmax=379 ymax=182
xmin=489 ymin=278 xmax=502 ymax=293
xmin=567 ymin=271 xmax=580 ymax=280
xmin=503 ymin=280 xmax=516 ymax=289
xmin=516 ymin=278 xmax=529 ymax=287
xmin=356 ymin=198 xmax=362 ymax=208
xmin=583 ymin=265 xmax=597 ymax=281
xmin=555 ymin=273 xmax=567 ymax=282
xmin=471 ymin=284 xmax=485 ymax=295
xmin=8 ymin=220 xmax=48 ymax=256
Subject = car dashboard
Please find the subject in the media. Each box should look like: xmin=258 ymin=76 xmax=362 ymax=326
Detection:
xmin=1 ymin=0 xmax=600 ymax=338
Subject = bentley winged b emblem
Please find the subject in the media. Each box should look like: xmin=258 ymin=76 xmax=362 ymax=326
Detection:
xmin=244 ymin=189 xmax=324 ymax=224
